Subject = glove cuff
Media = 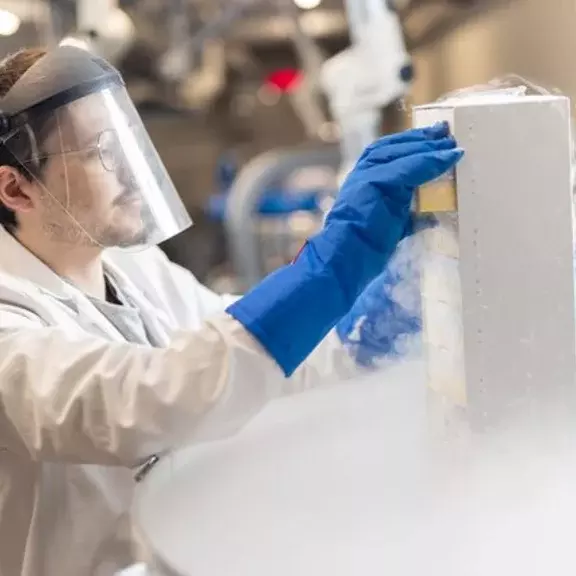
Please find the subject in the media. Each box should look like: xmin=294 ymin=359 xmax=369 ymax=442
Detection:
xmin=227 ymin=227 xmax=387 ymax=376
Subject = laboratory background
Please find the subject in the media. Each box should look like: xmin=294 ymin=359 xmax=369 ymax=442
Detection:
xmin=2 ymin=0 xmax=568 ymax=292
xmin=3 ymin=2 xmax=576 ymax=576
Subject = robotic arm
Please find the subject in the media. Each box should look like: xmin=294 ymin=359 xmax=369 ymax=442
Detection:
xmin=62 ymin=0 xmax=135 ymax=64
xmin=321 ymin=0 xmax=413 ymax=178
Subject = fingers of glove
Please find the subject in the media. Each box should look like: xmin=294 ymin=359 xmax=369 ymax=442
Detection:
xmin=362 ymin=136 xmax=457 ymax=167
xmin=385 ymin=148 xmax=464 ymax=189
xmin=358 ymin=122 xmax=450 ymax=161
xmin=377 ymin=122 xmax=450 ymax=146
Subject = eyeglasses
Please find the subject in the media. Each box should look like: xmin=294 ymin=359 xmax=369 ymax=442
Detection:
xmin=95 ymin=129 xmax=124 ymax=172
xmin=22 ymin=128 xmax=127 ymax=173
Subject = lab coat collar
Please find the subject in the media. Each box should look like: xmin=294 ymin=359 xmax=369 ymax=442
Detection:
xmin=0 ymin=225 xmax=129 ymax=302
xmin=0 ymin=226 xmax=174 ymax=344
xmin=0 ymin=225 xmax=76 ymax=299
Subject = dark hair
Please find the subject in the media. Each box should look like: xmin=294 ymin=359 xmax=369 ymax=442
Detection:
xmin=0 ymin=47 xmax=48 ymax=232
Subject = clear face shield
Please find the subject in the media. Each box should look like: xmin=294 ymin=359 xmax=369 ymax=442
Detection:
xmin=0 ymin=47 xmax=192 ymax=250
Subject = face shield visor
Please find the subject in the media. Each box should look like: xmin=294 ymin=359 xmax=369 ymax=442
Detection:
xmin=0 ymin=46 xmax=192 ymax=250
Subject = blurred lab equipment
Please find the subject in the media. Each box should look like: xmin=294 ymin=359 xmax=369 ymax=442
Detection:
xmin=321 ymin=0 xmax=413 ymax=180
xmin=216 ymin=0 xmax=413 ymax=289
xmin=206 ymin=150 xmax=339 ymax=292
xmin=61 ymin=0 xmax=135 ymax=63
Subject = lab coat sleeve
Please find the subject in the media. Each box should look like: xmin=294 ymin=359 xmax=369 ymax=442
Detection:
xmin=161 ymin=255 xmax=358 ymax=384
xmin=137 ymin=246 xmax=357 ymax=386
xmin=0 ymin=303 xmax=333 ymax=466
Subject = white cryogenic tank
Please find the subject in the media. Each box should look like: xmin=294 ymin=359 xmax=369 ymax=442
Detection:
xmin=133 ymin=361 xmax=434 ymax=576
xmin=414 ymin=93 xmax=576 ymax=430
xmin=132 ymin=360 xmax=576 ymax=576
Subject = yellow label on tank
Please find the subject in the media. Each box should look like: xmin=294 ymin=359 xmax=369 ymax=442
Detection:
xmin=417 ymin=180 xmax=457 ymax=213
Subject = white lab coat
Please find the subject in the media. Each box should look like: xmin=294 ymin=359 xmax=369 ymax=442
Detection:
xmin=0 ymin=226 xmax=354 ymax=576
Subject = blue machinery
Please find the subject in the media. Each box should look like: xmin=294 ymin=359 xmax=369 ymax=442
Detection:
xmin=208 ymin=146 xmax=341 ymax=290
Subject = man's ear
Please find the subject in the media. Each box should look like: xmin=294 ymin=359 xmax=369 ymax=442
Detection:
xmin=0 ymin=166 xmax=34 ymax=213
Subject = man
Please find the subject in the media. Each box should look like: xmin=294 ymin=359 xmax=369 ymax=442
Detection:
xmin=0 ymin=46 xmax=462 ymax=575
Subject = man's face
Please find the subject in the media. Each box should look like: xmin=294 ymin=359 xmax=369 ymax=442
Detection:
xmin=30 ymin=90 xmax=154 ymax=248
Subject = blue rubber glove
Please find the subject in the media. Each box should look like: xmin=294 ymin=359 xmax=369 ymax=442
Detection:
xmin=227 ymin=124 xmax=463 ymax=376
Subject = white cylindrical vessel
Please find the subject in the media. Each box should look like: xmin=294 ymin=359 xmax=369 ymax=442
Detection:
xmin=133 ymin=361 xmax=429 ymax=576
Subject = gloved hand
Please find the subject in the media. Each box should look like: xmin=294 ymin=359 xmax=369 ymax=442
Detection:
xmin=336 ymin=244 xmax=423 ymax=369
xmin=227 ymin=123 xmax=463 ymax=376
